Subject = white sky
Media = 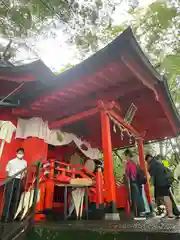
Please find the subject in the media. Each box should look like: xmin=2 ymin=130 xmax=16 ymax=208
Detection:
xmin=0 ymin=0 xmax=156 ymax=72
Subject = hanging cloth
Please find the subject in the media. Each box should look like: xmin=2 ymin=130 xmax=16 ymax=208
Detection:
xmin=0 ymin=121 xmax=16 ymax=159
xmin=16 ymin=118 xmax=100 ymax=159
xmin=142 ymin=185 xmax=150 ymax=213
xmin=16 ymin=117 xmax=49 ymax=140
xmin=0 ymin=121 xmax=16 ymax=143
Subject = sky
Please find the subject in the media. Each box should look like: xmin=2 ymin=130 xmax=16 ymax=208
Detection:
xmin=37 ymin=0 xmax=156 ymax=72
xmin=0 ymin=0 xmax=156 ymax=72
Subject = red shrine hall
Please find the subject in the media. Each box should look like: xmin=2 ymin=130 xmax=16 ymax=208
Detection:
xmin=0 ymin=28 xmax=179 ymax=221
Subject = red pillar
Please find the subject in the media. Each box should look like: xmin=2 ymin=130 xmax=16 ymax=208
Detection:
xmin=35 ymin=182 xmax=46 ymax=221
xmin=45 ymin=159 xmax=55 ymax=210
xmin=39 ymin=182 xmax=46 ymax=211
xmin=100 ymin=110 xmax=116 ymax=207
xmin=137 ymin=139 xmax=152 ymax=206
xmin=96 ymin=167 xmax=104 ymax=208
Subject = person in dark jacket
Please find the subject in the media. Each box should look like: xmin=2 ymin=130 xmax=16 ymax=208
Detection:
xmin=145 ymin=154 xmax=174 ymax=219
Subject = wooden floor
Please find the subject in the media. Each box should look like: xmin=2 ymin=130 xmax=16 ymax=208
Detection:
xmin=28 ymin=219 xmax=180 ymax=240
xmin=35 ymin=218 xmax=180 ymax=233
xmin=1 ymin=218 xmax=180 ymax=240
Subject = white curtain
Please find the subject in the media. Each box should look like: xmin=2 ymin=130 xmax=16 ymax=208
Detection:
xmin=16 ymin=117 xmax=100 ymax=159
xmin=16 ymin=117 xmax=49 ymax=140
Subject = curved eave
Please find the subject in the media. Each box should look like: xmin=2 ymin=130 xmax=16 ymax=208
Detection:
xmin=0 ymin=60 xmax=55 ymax=84
xmin=0 ymin=60 xmax=56 ymax=107
xmin=53 ymin=28 xmax=135 ymax=87
xmin=0 ymin=60 xmax=46 ymax=74
xmin=125 ymin=28 xmax=162 ymax=83
xmin=54 ymin=27 xmax=162 ymax=88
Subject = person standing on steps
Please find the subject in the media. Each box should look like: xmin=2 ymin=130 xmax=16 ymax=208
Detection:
xmin=145 ymin=154 xmax=175 ymax=219
xmin=2 ymin=148 xmax=27 ymax=222
xmin=124 ymin=149 xmax=146 ymax=219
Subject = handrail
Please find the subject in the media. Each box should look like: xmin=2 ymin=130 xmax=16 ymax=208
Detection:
xmin=0 ymin=157 xmax=45 ymax=187
xmin=53 ymin=160 xmax=96 ymax=179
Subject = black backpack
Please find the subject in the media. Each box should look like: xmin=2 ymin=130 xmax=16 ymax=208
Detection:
xmin=164 ymin=167 xmax=174 ymax=185
xmin=136 ymin=166 xmax=147 ymax=185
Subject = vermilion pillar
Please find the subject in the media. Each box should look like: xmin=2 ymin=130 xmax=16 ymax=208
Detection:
xmin=137 ymin=138 xmax=152 ymax=206
xmin=96 ymin=166 xmax=104 ymax=208
xmin=35 ymin=182 xmax=46 ymax=221
xmin=100 ymin=110 xmax=116 ymax=209
xmin=45 ymin=159 xmax=55 ymax=211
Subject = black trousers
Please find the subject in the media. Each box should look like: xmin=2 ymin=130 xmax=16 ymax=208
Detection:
xmin=2 ymin=178 xmax=21 ymax=221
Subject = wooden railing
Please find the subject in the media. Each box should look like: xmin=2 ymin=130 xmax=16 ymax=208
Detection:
xmin=0 ymin=157 xmax=44 ymax=240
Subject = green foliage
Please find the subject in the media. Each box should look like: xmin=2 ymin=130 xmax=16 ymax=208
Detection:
xmin=160 ymin=55 xmax=180 ymax=108
xmin=56 ymin=63 xmax=73 ymax=75
xmin=161 ymin=55 xmax=180 ymax=76
xmin=134 ymin=1 xmax=180 ymax=111
xmin=113 ymin=150 xmax=124 ymax=181
xmin=0 ymin=0 xmax=116 ymax=41
xmin=134 ymin=2 xmax=178 ymax=57
xmin=0 ymin=1 xmax=141 ymax=59
xmin=149 ymin=2 xmax=177 ymax=28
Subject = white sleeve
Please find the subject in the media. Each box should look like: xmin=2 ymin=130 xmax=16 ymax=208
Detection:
xmin=6 ymin=161 xmax=10 ymax=172
xmin=24 ymin=161 xmax=27 ymax=168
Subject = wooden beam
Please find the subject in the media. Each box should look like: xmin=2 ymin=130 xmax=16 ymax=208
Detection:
xmin=0 ymin=101 xmax=20 ymax=107
xmin=0 ymin=74 xmax=35 ymax=82
xmin=49 ymin=108 xmax=99 ymax=129
xmin=30 ymin=80 xmax=142 ymax=111
xmin=13 ymin=81 xmax=142 ymax=119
